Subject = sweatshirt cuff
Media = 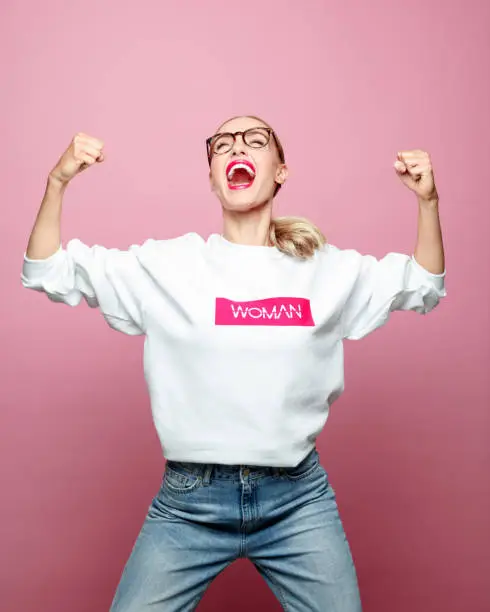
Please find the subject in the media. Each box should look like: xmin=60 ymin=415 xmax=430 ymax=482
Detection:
xmin=23 ymin=245 xmax=63 ymax=264
xmin=22 ymin=245 xmax=64 ymax=284
xmin=411 ymin=254 xmax=446 ymax=291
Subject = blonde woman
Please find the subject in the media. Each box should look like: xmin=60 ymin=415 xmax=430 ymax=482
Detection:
xmin=21 ymin=115 xmax=446 ymax=611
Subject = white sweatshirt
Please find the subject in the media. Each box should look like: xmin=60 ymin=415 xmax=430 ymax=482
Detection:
xmin=21 ymin=233 xmax=446 ymax=467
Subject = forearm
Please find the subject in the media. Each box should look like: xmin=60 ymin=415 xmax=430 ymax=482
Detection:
xmin=413 ymin=197 xmax=445 ymax=274
xmin=26 ymin=175 xmax=67 ymax=260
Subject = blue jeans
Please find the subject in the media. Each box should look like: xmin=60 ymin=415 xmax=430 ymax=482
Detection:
xmin=109 ymin=447 xmax=362 ymax=611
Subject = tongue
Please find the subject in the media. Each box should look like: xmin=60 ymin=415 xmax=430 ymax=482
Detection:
xmin=229 ymin=168 xmax=253 ymax=185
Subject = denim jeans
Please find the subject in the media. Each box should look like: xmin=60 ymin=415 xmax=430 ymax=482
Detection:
xmin=109 ymin=447 xmax=362 ymax=611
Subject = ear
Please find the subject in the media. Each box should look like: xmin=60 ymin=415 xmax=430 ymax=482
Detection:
xmin=209 ymin=171 xmax=215 ymax=192
xmin=275 ymin=164 xmax=289 ymax=185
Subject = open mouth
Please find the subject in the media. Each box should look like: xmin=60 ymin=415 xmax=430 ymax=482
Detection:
xmin=226 ymin=159 xmax=256 ymax=190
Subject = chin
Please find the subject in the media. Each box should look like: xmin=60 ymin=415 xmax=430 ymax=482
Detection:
xmin=223 ymin=198 xmax=261 ymax=212
xmin=218 ymin=185 xmax=271 ymax=213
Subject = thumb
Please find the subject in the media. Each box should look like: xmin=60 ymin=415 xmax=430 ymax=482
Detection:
xmin=394 ymin=161 xmax=418 ymax=190
xmin=394 ymin=160 xmax=407 ymax=173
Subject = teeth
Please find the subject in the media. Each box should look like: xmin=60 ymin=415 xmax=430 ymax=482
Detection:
xmin=227 ymin=163 xmax=256 ymax=181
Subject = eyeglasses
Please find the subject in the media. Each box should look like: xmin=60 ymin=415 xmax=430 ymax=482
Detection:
xmin=206 ymin=127 xmax=278 ymax=164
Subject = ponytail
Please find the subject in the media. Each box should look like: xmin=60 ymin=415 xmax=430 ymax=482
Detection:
xmin=268 ymin=216 xmax=326 ymax=259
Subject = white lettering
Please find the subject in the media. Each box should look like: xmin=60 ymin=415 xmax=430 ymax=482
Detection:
xmin=231 ymin=305 xmax=248 ymax=318
xmin=289 ymin=304 xmax=302 ymax=318
xmin=262 ymin=306 xmax=277 ymax=319
xmin=248 ymin=307 xmax=262 ymax=319
xmin=230 ymin=302 xmax=305 ymax=320
xmin=278 ymin=304 xmax=291 ymax=319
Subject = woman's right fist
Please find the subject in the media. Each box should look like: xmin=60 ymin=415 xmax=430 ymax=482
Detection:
xmin=49 ymin=133 xmax=105 ymax=185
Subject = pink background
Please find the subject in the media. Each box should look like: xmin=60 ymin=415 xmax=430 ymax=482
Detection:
xmin=2 ymin=1 xmax=489 ymax=610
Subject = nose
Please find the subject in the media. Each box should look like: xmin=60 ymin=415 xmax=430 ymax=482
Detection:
xmin=231 ymin=133 xmax=247 ymax=156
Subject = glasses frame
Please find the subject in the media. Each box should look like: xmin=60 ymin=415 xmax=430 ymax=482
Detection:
xmin=206 ymin=127 xmax=280 ymax=165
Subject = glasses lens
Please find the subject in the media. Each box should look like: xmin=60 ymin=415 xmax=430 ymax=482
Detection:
xmin=244 ymin=128 xmax=270 ymax=148
xmin=211 ymin=134 xmax=234 ymax=155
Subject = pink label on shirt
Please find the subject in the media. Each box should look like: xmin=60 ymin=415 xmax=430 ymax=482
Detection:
xmin=215 ymin=297 xmax=315 ymax=326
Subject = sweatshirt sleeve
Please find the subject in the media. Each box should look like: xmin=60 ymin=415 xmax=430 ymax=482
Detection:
xmin=21 ymin=239 xmax=147 ymax=335
xmin=338 ymin=248 xmax=447 ymax=341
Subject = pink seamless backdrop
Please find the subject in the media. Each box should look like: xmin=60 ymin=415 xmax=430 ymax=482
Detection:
xmin=1 ymin=1 xmax=489 ymax=611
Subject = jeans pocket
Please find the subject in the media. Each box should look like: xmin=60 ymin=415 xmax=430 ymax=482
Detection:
xmin=163 ymin=463 xmax=203 ymax=495
xmin=283 ymin=450 xmax=321 ymax=481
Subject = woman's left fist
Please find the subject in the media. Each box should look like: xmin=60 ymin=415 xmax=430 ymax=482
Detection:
xmin=394 ymin=149 xmax=438 ymax=202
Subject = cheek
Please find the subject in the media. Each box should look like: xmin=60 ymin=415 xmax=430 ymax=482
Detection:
xmin=255 ymin=151 xmax=279 ymax=182
xmin=260 ymin=161 xmax=278 ymax=185
xmin=209 ymin=166 xmax=223 ymax=190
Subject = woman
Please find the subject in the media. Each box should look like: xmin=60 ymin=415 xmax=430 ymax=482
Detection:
xmin=21 ymin=115 xmax=446 ymax=611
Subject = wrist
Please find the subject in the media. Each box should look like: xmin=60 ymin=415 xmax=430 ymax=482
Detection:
xmin=418 ymin=195 xmax=439 ymax=210
xmin=47 ymin=173 xmax=68 ymax=191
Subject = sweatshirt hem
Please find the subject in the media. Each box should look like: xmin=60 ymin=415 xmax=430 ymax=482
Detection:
xmin=162 ymin=443 xmax=316 ymax=468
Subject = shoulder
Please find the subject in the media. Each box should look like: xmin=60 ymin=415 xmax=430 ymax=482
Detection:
xmin=64 ymin=233 xmax=205 ymax=269
xmin=317 ymin=242 xmax=361 ymax=265
xmin=318 ymin=242 xmax=419 ymax=284
xmin=315 ymin=243 xmax=381 ymax=282
xmin=318 ymin=242 xmax=380 ymax=266
xmin=129 ymin=232 xmax=205 ymax=259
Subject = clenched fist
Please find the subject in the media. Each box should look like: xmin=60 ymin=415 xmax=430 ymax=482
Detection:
xmin=394 ymin=149 xmax=438 ymax=202
xmin=49 ymin=133 xmax=105 ymax=185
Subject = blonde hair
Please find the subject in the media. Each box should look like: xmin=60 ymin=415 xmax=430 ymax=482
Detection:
xmin=214 ymin=115 xmax=327 ymax=259
xmin=269 ymin=216 xmax=326 ymax=259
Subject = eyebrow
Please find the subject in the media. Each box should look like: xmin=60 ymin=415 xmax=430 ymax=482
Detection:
xmin=212 ymin=126 xmax=269 ymax=137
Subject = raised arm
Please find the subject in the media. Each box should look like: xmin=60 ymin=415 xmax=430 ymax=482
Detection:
xmin=26 ymin=133 xmax=105 ymax=259
xmin=394 ymin=149 xmax=445 ymax=275
xmin=340 ymin=149 xmax=447 ymax=341
xmin=22 ymin=134 xmax=146 ymax=335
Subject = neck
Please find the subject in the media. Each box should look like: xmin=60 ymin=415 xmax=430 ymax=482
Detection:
xmin=221 ymin=201 xmax=273 ymax=246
